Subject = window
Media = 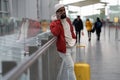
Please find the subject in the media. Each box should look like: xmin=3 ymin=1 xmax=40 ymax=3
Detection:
xmin=0 ymin=13 xmax=2 ymax=18
xmin=3 ymin=0 xmax=8 ymax=11
xmin=0 ymin=0 xmax=1 ymax=10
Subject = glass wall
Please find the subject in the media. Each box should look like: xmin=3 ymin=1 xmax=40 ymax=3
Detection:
xmin=0 ymin=0 xmax=51 ymax=79
xmin=0 ymin=0 xmax=9 ymax=18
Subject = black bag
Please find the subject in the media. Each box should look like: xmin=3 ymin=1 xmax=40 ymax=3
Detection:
xmin=91 ymin=27 xmax=95 ymax=33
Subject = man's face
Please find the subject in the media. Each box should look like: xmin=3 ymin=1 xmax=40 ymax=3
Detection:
xmin=56 ymin=7 xmax=66 ymax=19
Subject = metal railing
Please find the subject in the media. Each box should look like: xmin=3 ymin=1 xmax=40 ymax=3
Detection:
xmin=2 ymin=36 xmax=61 ymax=80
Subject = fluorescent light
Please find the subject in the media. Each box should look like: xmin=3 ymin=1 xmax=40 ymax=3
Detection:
xmin=60 ymin=0 xmax=85 ymax=4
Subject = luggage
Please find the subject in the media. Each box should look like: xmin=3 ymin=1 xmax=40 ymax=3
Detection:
xmin=74 ymin=44 xmax=91 ymax=80
xmin=74 ymin=62 xmax=90 ymax=80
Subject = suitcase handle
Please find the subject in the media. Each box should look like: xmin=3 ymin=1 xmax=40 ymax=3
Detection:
xmin=76 ymin=44 xmax=86 ymax=62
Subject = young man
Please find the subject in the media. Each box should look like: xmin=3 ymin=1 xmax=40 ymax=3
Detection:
xmin=50 ymin=3 xmax=76 ymax=80
xmin=73 ymin=15 xmax=84 ymax=43
xmin=94 ymin=17 xmax=102 ymax=41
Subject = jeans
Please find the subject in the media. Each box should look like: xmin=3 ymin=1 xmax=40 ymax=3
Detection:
xmin=76 ymin=30 xmax=81 ymax=43
xmin=58 ymin=46 xmax=76 ymax=80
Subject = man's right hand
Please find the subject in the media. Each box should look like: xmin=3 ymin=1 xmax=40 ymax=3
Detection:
xmin=56 ymin=12 xmax=61 ymax=19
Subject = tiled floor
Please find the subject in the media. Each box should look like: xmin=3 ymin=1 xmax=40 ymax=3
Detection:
xmin=76 ymin=26 xmax=120 ymax=80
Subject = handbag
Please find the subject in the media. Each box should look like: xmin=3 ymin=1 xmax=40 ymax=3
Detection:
xmin=91 ymin=27 xmax=95 ymax=33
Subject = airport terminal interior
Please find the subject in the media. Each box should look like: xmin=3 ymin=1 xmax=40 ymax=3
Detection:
xmin=0 ymin=0 xmax=120 ymax=80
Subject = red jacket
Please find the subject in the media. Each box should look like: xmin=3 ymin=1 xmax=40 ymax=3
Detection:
xmin=50 ymin=18 xmax=76 ymax=53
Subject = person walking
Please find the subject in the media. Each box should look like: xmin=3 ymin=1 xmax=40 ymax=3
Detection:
xmin=50 ymin=3 xmax=76 ymax=80
xmin=94 ymin=17 xmax=102 ymax=41
xmin=73 ymin=15 xmax=83 ymax=43
xmin=85 ymin=18 xmax=92 ymax=41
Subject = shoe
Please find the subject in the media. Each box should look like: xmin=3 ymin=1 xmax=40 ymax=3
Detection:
xmin=88 ymin=38 xmax=91 ymax=41
xmin=97 ymin=37 xmax=100 ymax=41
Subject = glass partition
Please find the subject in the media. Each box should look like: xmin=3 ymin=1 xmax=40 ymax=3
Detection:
xmin=0 ymin=16 xmax=51 ymax=79
xmin=2 ymin=37 xmax=61 ymax=80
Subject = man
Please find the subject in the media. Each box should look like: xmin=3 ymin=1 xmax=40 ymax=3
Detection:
xmin=50 ymin=3 xmax=76 ymax=80
xmin=73 ymin=15 xmax=83 ymax=43
xmin=94 ymin=17 xmax=102 ymax=41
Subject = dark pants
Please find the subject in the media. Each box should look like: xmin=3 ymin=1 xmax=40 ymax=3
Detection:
xmin=96 ymin=31 xmax=101 ymax=40
xmin=76 ymin=30 xmax=81 ymax=43
xmin=87 ymin=31 xmax=91 ymax=38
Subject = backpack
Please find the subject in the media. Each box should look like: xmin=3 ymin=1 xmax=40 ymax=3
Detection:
xmin=96 ymin=22 xmax=102 ymax=28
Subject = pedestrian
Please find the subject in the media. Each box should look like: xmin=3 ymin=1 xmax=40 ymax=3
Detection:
xmin=85 ymin=18 xmax=92 ymax=41
xmin=50 ymin=3 xmax=76 ymax=80
xmin=73 ymin=15 xmax=83 ymax=43
xmin=94 ymin=17 xmax=102 ymax=41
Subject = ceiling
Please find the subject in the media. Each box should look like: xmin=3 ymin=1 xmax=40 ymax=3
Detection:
xmin=66 ymin=0 xmax=107 ymax=7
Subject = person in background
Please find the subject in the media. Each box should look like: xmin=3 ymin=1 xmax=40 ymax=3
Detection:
xmin=85 ymin=18 xmax=92 ymax=41
xmin=73 ymin=15 xmax=83 ymax=43
xmin=50 ymin=3 xmax=76 ymax=80
xmin=94 ymin=17 xmax=102 ymax=41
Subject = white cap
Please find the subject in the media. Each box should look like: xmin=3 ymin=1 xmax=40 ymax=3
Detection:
xmin=54 ymin=3 xmax=64 ymax=12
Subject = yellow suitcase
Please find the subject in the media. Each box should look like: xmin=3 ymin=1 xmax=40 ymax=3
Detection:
xmin=74 ymin=62 xmax=90 ymax=80
xmin=75 ymin=44 xmax=90 ymax=80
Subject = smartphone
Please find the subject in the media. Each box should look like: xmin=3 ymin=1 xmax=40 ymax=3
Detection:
xmin=56 ymin=12 xmax=61 ymax=19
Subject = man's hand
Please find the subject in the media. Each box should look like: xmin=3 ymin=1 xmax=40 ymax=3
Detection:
xmin=56 ymin=12 xmax=61 ymax=19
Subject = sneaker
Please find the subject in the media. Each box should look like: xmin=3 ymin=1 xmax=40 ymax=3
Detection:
xmin=88 ymin=38 xmax=91 ymax=41
xmin=97 ymin=37 xmax=100 ymax=41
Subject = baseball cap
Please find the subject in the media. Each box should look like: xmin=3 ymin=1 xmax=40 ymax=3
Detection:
xmin=54 ymin=3 xmax=64 ymax=12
